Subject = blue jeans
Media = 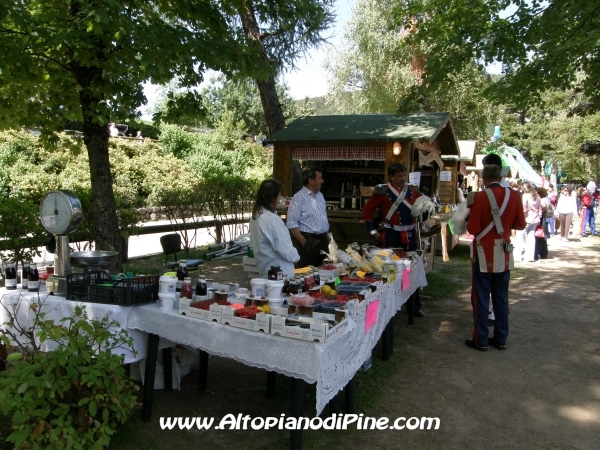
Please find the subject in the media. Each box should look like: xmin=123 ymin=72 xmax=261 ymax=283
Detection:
xmin=471 ymin=259 xmax=510 ymax=346
xmin=585 ymin=207 xmax=597 ymax=234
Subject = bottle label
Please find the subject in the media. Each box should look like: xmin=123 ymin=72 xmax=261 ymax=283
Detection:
xmin=22 ymin=278 xmax=28 ymax=288
xmin=5 ymin=278 xmax=17 ymax=288
xmin=28 ymin=281 xmax=40 ymax=291
xmin=176 ymin=280 xmax=184 ymax=290
xmin=340 ymin=197 xmax=345 ymax=209
xmin=351 ymin=198 xmax=357 ymax=209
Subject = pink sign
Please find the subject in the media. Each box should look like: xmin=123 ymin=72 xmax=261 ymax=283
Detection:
xmin=402 ymin=268 xmax=411 ymax=291
xmin=365 ymin=300 xmax=380 ymax=333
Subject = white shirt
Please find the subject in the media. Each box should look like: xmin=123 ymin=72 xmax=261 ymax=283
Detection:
xmin=556 ymin=193 xmax=578 ymax=216
xmin=286 ymin=187 xmax=329 ymax=234
xmin=250 ymin=209 xmax=300 ymax=278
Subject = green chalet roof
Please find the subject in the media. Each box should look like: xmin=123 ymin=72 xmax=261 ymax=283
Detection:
xmin=263 ymin=113 xmax=459 ymax=154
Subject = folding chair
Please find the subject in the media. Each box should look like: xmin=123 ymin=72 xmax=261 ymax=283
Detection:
xmin=160 ymin=233 xmax=203 ymax=270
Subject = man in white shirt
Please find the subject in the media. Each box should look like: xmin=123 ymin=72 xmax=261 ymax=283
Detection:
xmin=287 ymin=166 xmax=330 ymax=267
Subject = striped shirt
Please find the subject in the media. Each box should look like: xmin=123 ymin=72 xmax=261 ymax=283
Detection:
xmin=286 ymin=187 xmax=329 ymax=234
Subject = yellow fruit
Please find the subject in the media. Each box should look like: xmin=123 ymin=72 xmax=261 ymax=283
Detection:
xmin=321 ymin=285 xmax=332 ymax=294
xmin=330 ymin=290 xmax=337 ymax=296
xmin=256 ymin=306 xmax=264 ymax=312
xmin=262 ymin=305 xmax=271 ymax=314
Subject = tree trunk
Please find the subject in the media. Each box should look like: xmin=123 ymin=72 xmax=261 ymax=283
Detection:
xmin=74 ymin=65 xmax=123 ymax=270
xmin=238 ymin=3 xmax=302 ymax=190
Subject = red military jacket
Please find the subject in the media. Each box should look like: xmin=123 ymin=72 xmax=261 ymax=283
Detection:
xmin=362 ymin=183 xmax=420 ymax=232
xmin=467 ymin=183 xmax=526 ymax=272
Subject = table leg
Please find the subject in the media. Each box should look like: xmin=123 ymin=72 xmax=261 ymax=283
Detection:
xmin=290 ymin=377 xmax=305 ymax=450
xmin=389 ymin=318 xmax=395 ymax=356
xmin=142 ymin=333 xmax=160 ymax=422
xmin=382 ymin=322 xmax=391 ymax=361
xmin=329 ymin=391 xmax=341 ymax=415
xmin=345 ymin=376 xmax=355 ymax=413
xmin=198 ymin=349 xmax=209 ymax=392
xmin=267 ymin=371 xmax=276 ymax=398
xmin=408 ymin=293 xmax=416 ymax=325
xmin=162 ymin=347 xmax=172 ymax=392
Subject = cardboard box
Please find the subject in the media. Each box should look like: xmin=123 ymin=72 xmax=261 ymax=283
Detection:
xmin=179 ymin=297 xmax=223 ymax=323
xmin=221 ymin=308 xmax=271 ymax=333
xmin=270 ymin=311 xmax=349 ymax=343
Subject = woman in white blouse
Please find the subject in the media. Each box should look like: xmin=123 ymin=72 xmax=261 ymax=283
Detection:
xmin=249 ymin=180 xmax=300 ymax=278
xmin=555 ymin=185 xmax=579 ymax=241
xmin=520 ymin=182 xmax=542 ymax=262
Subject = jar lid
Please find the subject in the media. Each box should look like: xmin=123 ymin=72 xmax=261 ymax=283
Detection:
xmin=270 ymin=265 xmax=281 ymax=270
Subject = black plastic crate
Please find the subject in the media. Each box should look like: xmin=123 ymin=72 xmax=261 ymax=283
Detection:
xmin=66 ymin=271 xmax=159 ymax=306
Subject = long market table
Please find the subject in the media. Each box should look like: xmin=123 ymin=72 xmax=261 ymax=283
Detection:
xmin=128 ymin=256 xmax=427 ymax=449
xmin=0 ymin=257 xmax=427 ymax=449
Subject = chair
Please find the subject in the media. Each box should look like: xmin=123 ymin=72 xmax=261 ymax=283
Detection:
xmin=160 ymin=233 xmax=203 ymax=270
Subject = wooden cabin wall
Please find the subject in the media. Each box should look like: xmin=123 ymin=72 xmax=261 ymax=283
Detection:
xmin=273 ymin=144 xmax=293 ymax=196
xmin=439 ymin=163 xmax=458 ymax=204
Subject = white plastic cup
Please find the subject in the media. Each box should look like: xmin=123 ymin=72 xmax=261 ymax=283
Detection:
xmin=159 ymin=276 xmax=177 ymax=294
xmin=158 ymin=293 xmax=176 ymax=311
xmin=250 ymin=278 xmax=268 ymax=297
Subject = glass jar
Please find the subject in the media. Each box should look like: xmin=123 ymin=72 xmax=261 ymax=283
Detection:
xmin=267 ymin=265 xmax=283 ymax=281
xmin=180 ymin=277 xmax=193 ymax=300
xmin=195 ymin=276 xmax=208 ymax=300
xmin=176 ymin=260 xmax=188 ymax=292
xmin=4 ymin=262 xmax=17 ymax=290
xmin=21 ymin=261 xmax=29 ymax=289
xmin=28 ymin=262 xmax=40 ymax=293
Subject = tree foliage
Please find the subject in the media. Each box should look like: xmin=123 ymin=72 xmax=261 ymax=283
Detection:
xmin=0 ymin=0 xmax=271 ymax=265
xmin=200 ymin=75 xmax=299 ymax=137
xmin=499 ymin=85 xmax=600 ymax=183
xmin=324 ymin=0 xmax=499 ymax=143
xmin=397 ymin=0 xmax=600 ymax=111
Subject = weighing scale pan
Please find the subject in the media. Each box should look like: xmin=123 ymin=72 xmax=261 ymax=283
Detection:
xmin=70 ymin=251 xmax=119 ymax=269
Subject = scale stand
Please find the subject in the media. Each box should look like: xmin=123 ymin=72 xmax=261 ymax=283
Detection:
xmin=46 ymin=235 xmax=72 ymax=295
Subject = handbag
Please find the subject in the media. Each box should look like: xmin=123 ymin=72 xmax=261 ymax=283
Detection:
xmin=534 ymin=223 xmax=545 ymax=238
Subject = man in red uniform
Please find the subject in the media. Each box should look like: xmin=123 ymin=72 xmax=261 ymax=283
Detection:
xmin=362 ymin=163 xmax=421 ymax=250
xmin=466 ymin=165 xmax=526 ymax=351
xmin=363 ymin=162 xmax=425 ymax=317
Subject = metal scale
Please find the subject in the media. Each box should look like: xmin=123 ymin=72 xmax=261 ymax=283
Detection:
xmin=39 ymin=190 xmax=118 ymax=294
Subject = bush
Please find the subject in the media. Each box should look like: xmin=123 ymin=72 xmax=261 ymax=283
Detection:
xmin=0 ymin=301 xmax=138 ymax=450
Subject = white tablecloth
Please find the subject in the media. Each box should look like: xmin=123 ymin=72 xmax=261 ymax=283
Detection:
xmin=127 ymin=257 xmax=427 ymax=414
xmin=0 ymin=289 xmax=148 ymax=364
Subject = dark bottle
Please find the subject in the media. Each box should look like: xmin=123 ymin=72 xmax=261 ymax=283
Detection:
xmin=268 ymin=265 xmax=283 ymax=281
xmin=176 ymin=260 xmax=188 ymax=292
xmin=4 ymin=261 xmax=17 ymax=290
xmin=180 ymin=277 xmax=193 ymax=300
xmin=351 ymin=185 xmax=359 ymax=210
xmin=28 ymin=262 xmax=40 ymax=292
xmin=282 ymin=275 xmax=289 ymax=294
xmin=21 ymin=261 xmax=29 ymax=290
xmin=195 ymin=276 xmax=208 ymax=300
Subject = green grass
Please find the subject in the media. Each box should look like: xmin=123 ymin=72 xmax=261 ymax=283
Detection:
xmin=421 ymin=243 xmax=472 ymax=300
